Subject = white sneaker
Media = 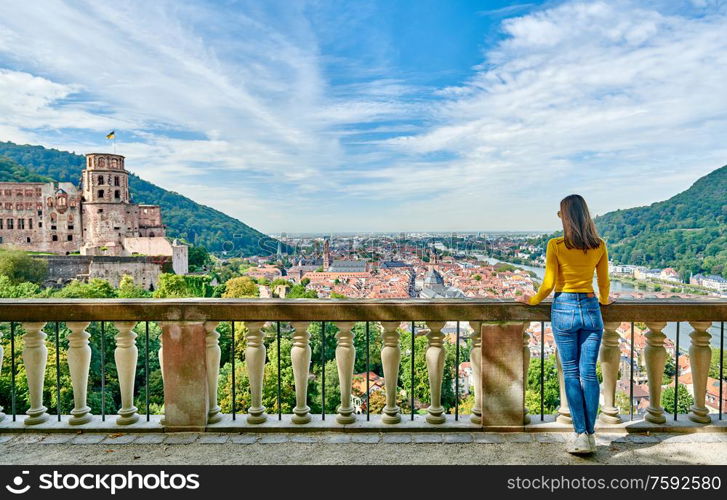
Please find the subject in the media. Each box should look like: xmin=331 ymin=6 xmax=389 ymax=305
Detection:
xmin=587 ymin=433 xmax=596 ymax=452
xmin=567 ymin=433 xmax=592 ymax=455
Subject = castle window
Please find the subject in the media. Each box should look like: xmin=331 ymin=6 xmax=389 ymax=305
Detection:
xmin=114 ymin=190 xmax=120 ymax=199
xmin=67 ymin=235 xmax=73 ymax=241
xmin=3 ymin=190 xmax=10 ymax=196
xmin=0 ymin=219 xmax=3 ymax=229
xmin=51 ymin=225 xmax=57 ymax=230
xmin=18 ymin=219 xmax=24 ymax=230
xmin=26 ymin=237 xmax=30 ymax=243
xmin=52 ymin=234 xmax=58 ymax=241
xmin=114 ymin=176 xmax=120 ymax=186
xmin=38 ymin=222 xmax=42 ymax=228
xmin=7 ymin=219 xmax=13 ymax=229
xmin=28 ymin=219 xmax=33 ymax=229
xmin=0 ymin=237 xmax=2 ymax=243
xmin=16 ymin=190 xmax=23 ymax=197
xmin=98 ymin=175 xmax=105 ymax=185
xmin=37 ymin=210 xmax=42 ymax=216
xmin=68 ymin=225 xmax=74 ymax=230
xmin=98 ymin=208 xmax=104 ymax=213
xmin=98 ymin=190 xmax=104 ymax=198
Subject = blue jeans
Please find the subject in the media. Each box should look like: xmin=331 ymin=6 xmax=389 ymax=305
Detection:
xmin=551 ymin=292 xmax=603 ymax=434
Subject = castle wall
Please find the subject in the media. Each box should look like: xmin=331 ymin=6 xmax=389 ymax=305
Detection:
xmin=38 ymin=254 xmax=170 ymax=290
xmin=0 ymin=181 xmax=82 ymax=253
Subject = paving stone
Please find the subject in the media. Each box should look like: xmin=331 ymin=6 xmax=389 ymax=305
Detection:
xmin=0 ymin=435 xmax=14 ymax=444
xmin=40 ymin=434 xmax=75 ymax=444
xmin=230 ymin=434 xmax=258 ymax=444
xmin=500 ymin=433 xmax=534 ymax=443
xmin=615 ymin=434 xmax=659 ymax=444
xmin=351 ymin=434 xmax=381 ymax=444
xmin=413 ymin=433 xmax=444 ymax=443
xmin=444 ymin=433 xmax=474 ymax=443
xmin=290 ymin=435 xmax=319 ymax=443
xmin=473 ymin=434 xmax=504 ymax=444
xmin=382 ymin=433 xmax=412 ymax=444
xmin=595 ymin=434 xmax=623 ymax=445
xmin=535 ymin=433 xmax=570 ymax=443
xmin=10 ymin=434 xmax=45 ymax=444
xmin=197 ymin=435 xmax=229 ymax=444
xmin=258 ymin=434 xmax=289 ymax=444
xmin=321 ymin=434 xmax=351 ymax=444
xmin=71 ymin=434 xmax=105 ymax=444
xmin=101 ymin=434 xmax=138 ymax=445
xmin=164 ymin=434 xmax=198 ymax=445
xmin=134 ymin=434 xmax=165 ymax=444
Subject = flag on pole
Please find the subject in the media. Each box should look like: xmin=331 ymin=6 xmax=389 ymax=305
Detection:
xmin=106 ymin=130 xmax=116 ymax=140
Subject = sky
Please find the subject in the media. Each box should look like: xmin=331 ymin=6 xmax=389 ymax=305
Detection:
xmin=1 ymin=0 xmax=726 ymax=234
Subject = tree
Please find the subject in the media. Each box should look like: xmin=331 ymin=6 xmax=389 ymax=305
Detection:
xmin=0 ymin=275 xmax=40 ymax=298
xmin=117 ymin=275 xmax=150 ymax=298
xmin=525 ymin=356 xmax=560 ymax=415
xmin=153 ymin=273 xmax=190 ymax=298
xmin=709 ymin=348 xmax=725 ymax=380
xmin=222 ymin=276 xmax=259 ymax=298
xmin=661 ymin=385 xmax=694 ymax=415
xmin=0 ymin=251 xmax=48 ymax=284
xmin=188 ymin=245 xmax=211 ymax=269
xmin=55 ymin=278 xmax=115 ymax=298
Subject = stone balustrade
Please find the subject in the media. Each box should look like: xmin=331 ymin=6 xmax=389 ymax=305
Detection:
xmin=0 ymin=298 xmax=724 ymax=432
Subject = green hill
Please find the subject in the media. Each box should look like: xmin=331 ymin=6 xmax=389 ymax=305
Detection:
xmin=0 ymin=155 xmax=52 ymax=183
xmin=0 ymin=141 xmax=279 ymax=256
xmin=594 ymin=165 xmax=727 ymax=278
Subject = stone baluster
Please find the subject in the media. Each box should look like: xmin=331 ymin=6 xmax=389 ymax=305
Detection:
xmin=523 ymin=328 xmax=532 ymax=425
xmin=644 ymin=322 xmax=668 ymax=424
xmin=469 ymin=322 xmax=482 ymax=425
xmin=688 ymin=321 xmax=713 ymax=424
xmin=245 ymin=321 xmax=267 ymax=424
xmin=425 ymin=321 xmax=447 ymax=424
xmin=598 ymin=322 xmax=622 ymax=424
xmin=115 ymin=322 xmax=139 ymax=425
xmin=291 ymin=322 xmax=312 ymax=424
xmin=555 ymin=350 xmax=572 ymax=424
xmin=66 ymin=322 xmax=93 ymax=425
xmin=381 ymin=322 xmax=402 ymax=424
xmin=22 ymin=322 xmax=49 ymax=425
xmin=204 ymin=321 xmax=222 ymax=424
xmin=335 ymin=321 xmax=356 ymax=424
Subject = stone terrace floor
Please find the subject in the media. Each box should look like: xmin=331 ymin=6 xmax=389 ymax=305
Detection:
xmin=1 ymin=432 xmax=726 ymax=465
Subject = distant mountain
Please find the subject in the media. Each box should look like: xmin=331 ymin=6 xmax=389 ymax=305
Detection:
xmin=594 ymin=165 xmax=727 ymax=278
xmin=0 ymin=141 xmax=279 ymax=256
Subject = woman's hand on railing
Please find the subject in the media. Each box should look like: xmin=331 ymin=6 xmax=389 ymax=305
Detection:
xmin=601 ymin=295 xmax=616 ymax=305
xmin=516 ymin=293 xmax=533 ymax=305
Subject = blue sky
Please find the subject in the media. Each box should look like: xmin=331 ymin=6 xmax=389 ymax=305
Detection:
xmin=1 ymin=0 xmax=726 ymax=233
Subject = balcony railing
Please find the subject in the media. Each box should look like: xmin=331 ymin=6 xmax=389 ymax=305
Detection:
xmin=0 ymin=298 xmax=724 ymax=432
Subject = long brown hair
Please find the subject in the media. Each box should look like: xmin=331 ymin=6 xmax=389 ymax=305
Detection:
xmin=560 ymin=194 xmax=602 ymax=251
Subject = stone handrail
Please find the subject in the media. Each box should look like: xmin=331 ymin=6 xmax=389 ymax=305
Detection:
xmin=1 ymin=297 xmax=726 ymax=322
xmin=0 ymin=298 xmax=724 ymax=432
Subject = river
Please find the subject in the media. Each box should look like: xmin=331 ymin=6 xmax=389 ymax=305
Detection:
xmin=477 ymin=255 xmax=724 ymax=349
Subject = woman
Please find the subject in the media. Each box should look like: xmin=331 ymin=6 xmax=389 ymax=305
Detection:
xmin=518 ymin=194 xmax=612 ymax=455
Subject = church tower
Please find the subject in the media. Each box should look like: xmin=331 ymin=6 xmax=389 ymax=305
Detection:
xmin=80 ymin=153 xmax=137 ymax=255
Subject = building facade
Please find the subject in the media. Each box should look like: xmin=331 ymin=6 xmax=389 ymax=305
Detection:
xmin=0 ymin=153 xmax=188 ymax=283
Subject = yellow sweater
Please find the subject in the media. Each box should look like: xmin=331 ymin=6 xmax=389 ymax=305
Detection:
xmin=529 ymin=236 xmax=610 ymax=305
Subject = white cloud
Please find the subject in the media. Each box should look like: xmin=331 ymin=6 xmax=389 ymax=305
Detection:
xmin=0 ymin=0 xmax=725 ymax=232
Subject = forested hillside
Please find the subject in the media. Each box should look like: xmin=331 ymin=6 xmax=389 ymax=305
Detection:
xmin=0 ymin=141 xmax=278 ymax=255
xmin=531 ymin=166 xmax=727 ymax=278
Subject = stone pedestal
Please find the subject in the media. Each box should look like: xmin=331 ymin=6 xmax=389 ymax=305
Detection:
xmin=160 ymin=321 xmax=208 ymax=431
xmin=481 ymin=322 xmax=527 ymax=427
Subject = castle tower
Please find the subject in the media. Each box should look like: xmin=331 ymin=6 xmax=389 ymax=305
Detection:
xmin=80 ymin=153 xmax=137 ymax=255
